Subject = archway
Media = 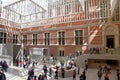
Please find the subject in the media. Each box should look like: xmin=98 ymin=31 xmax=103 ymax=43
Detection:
xmin=103 ymin=24 xmax=119 ymax=48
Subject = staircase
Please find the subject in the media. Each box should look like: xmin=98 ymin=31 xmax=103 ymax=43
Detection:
xmin=7 ymin=66 xmax=28 ymax=77
xmin=75 ymin=48 xmax=120 ymax=68
xmin=75 ymin=54 xmax=89 ymax=68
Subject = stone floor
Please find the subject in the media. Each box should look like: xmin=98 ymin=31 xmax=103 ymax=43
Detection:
xmin=5 ymin=65 xmax=117 ymax=80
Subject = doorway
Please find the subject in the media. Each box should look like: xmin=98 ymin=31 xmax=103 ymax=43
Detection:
xmin=106 ymin=60 xmax=118 ymax=66
xmin=106 ymin=35 xmax=114 ymax=48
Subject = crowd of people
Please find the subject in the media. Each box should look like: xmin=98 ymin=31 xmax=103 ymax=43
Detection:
xmin=0 ymin=59 xmax=119 ymax=80
xmin=0 ymin=60 xmax=8 ymax=80
xmin=97 ymin=64 xmax=111 ymax=80
xmin=25 ymin=59 xmax=120 ymax=80
xmin=97 ymin=64 xmax=120 ymax=80
xmin=0 ymin=61 xmax=8 ymax=72
xmin=27 ymin=64 xmax=48 ymax=80
xmin=26 ymin=60 xmax=87 ymax=80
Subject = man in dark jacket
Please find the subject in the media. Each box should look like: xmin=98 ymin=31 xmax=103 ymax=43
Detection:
xmin=28 ymin=68 xmax=34 ymax=80
xmin=43 ymin=64 xmax=47 ymax=78
xmin=0 ymin=70 xmax=6 ymax=80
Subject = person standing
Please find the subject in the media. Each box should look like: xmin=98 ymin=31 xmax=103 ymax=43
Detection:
xmin=16 ymin=59 xmax=19 ymax=67
xmin=73 ymin=69 xmax=76 ymax=80
xmin=26 ymin=60 xmax=29 ymax=68
xmin=116 ymin=69 xmax=120 ymax=80
xmin=78 ymin=66 xmax=80 ymax=74
xmin=19 ymin=59 xmax=22 ymax=67
xmin=0 ymin=70 xmax=6 ymax=80
xmin=85 ymin=60 xmax=88 ymax=70
xmin=43 ymin=64 xmax=47 ymax=78
xmin=49 ymin=67 xmax=52 ymax=77
xmin=61 ymin=68 xmax=65 ymax=78
xmin=32 ymin=61 xmax=35 ymax=67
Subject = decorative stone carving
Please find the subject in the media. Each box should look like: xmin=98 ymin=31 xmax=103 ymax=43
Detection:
xmin=105 ymin=26 xmax=118 ymax=35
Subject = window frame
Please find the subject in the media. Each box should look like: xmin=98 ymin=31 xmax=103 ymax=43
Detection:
xmin=58 ymin=31 xmax=65 ymax=45
xmin=44 ymin=32 xmax=50 ymax=46
xmin=32 ymin=34 xmax=37 ymax=45
xmin=75 ymin=30 xmax=83 ymax=45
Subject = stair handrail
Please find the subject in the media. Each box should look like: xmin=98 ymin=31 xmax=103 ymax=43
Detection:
xmin=15 ymin=47 xmax=22 ymax=60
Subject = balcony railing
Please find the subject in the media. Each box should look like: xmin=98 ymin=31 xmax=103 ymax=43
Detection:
xmin=0 ymin=18 xmax=21 ymax=28
xmin=21 ymin=11 xmax=110 ymax=28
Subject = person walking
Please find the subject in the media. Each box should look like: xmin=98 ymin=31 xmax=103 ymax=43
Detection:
xmin=97 ymin=69 xmax=102 ymax=80
xmin=80 ymin=73 xmax=83 ymax=80
xmin=28 ymin=67 xmax=34 ymax=80
xmin=32 ymin=61 xmax=35 ymax=67
xmin=33 ymin=75 xmax=37 ymax=80
xmin=80 ymin=69 xmax=86 ymax=80
xmin=41 ymin=74 xmax=44 ymax=80
xmin=49 ymin=67 xmax=52 ymax=77
xmin=2 ymin=61 xmax=8 ymax=72
xmin=104 ymin=73 xmax=109 ymax=80
xmin=38 ymin=74 xmax=42 ymax=80
xmin=55 ymin=69 xmax=58 ymax=79
xmin=83 ymin=71 xmax=86 ymax=80
xmin=27 ymin=75 xmax=31 ymax=80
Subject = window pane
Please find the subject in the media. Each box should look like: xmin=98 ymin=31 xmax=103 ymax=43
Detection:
xmin=44 ymin=33 xmax=50 ymax=45
xmin=0 ymin=38 xmax=3 ymax=43
xmin=75 ymin=30 xmax=83 ymax=45
xmin=4 ymin=38 xmax=6 ymax=43
xmin=0 ymin=32 xmax=3 ymax=38
xmin=58 ymin=31 xmax=65 ymax=45
xmin=33 ymin=34 xmax=37 ymax=45
xmin=23 ymin=35 xmax=27 ymax=44
xmin=4 ymin=33 xmax=6 ymax=37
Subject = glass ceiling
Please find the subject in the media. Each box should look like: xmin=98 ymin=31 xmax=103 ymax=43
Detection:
xmin=0 ymin=0 xmax=114 ymax=28
xmin=0 ymin=0 xmax=48 ymax=27
xmin=4 ymin=0 xmax=46 ymax=16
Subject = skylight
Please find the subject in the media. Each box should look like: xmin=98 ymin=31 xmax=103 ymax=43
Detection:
xmin=4 ymin=0 xmax=46 ymax=16
xmin=79 ymin=0 xmax=85 ymax=11
xmin=2 ymin=0 xmax=48 ymax=10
